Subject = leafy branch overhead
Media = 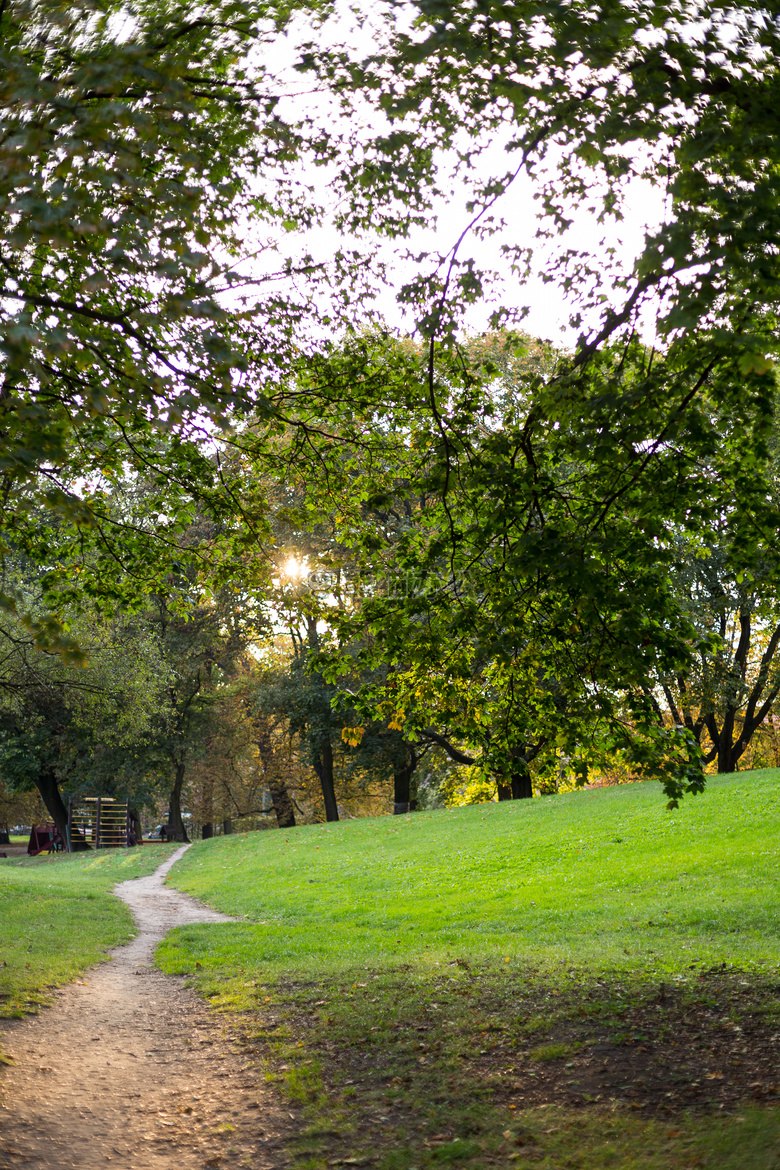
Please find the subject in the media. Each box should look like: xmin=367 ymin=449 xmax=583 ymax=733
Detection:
xmin=4 ymin=0 xmax=780 ymax=802
xmin=0 ymin=0 xmax=353 ymax=623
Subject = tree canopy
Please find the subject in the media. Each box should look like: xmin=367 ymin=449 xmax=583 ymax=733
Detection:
xmin=4 ymin=0 xmax=780 ymax=809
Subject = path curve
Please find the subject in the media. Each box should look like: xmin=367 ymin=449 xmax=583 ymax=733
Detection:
xmin=0 ymin=846 xmax=292 ymax=1169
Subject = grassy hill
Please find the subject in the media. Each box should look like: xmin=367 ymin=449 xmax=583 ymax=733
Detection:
xmin=161 ymin=770 xmax=780 ymax=981
xmin=156 ymin=770 xmax=780 ymax=1170
xmin=2 ymin=774 xmax=778 ymax=1167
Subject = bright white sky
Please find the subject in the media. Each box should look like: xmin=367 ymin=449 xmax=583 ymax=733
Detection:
xmin=367 ymin=170 xmax=668 ymax=347
xmin=240 ymin=4 xmax=671 ymax=351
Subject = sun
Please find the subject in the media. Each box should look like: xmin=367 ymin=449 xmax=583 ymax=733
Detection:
xmin=283 ymin=556 xmax=303 ymax=580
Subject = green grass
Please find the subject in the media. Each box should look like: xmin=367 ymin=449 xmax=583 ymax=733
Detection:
xmin=0 ymin=844 xmax=179 ymax=1018
xmin=161 ymin=769 xmax=780 ymax=981
xmin=156 ymin=770 xmax=780 ymax=1169
xmin=2 ymin=774 xmax=779 ymax=1167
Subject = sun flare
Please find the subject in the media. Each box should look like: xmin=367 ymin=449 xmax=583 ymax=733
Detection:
xmin=283 ymin=556 xmax=303 ymax=580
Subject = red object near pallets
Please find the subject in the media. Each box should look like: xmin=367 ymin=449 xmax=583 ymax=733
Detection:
xmin=27 ymin=823 xmax=64 ymax=856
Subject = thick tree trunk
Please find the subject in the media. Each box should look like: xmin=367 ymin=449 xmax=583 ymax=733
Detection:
xmin=313 ymin=738 xmax=339 ymax=822
xmin=717 ymin=740 xmax=745 ymax=773
xmin=510 ymin=770 xmax=533 ymax=799
xmin=717 ymin=709 xmax=737 ymax=773
xmin=35 ymin=768 xmax=72 ymax=846
xmin=268 ymin=777 xmax=296 ymax=828
xmin=202 ymin=822 xmax=214 ymax=839
xmin=497 ymin=768 xmax=533 ymax=800
xmin=393 ymin=745 xmax=418 ymax=814
xmin=708 ymin=712 xmax=742 ymax=774
xmin=717 ymin=746 xmax=734 ymax=773
xmin=222 ymin=818 xmax=233 ymax=835
xmin=167 ymin=761 xmax=190 ymax=842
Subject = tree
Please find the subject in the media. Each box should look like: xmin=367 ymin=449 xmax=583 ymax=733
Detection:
xmin=8 ymin=0 xmax=780 ymax=804
xmin=285 ymin=1 xmax=780 ymax=799
xmin=0 ymin=588 xmax=164 ymax=843
xmin=324 ymin=0 xmax=780 ymax=361
xmin=251 ymin=706 xmax=299 ymax=830
xmin=263 ymin=332 xmax=703 ymax=802
xmin=183 ymin=678 xmax=283 ymax=835
xmin=137 ymin=571 xmax=259 ymax=841
xmin=258 ymin=616 xmax=383 ymax=824
xmin=649 ymin=539 xmax=780 ymax=775
xmin=0 ymin=0 xmax=388 ymax=639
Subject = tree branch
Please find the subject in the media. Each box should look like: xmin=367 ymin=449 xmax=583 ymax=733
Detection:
xmin=419 ymin=728 xmax=476 ymax=765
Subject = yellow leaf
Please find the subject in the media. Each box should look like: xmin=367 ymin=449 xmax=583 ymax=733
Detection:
xmin=341 ymin=726 xmax=365 ymax=746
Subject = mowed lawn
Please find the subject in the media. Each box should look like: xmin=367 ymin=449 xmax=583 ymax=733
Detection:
xmin=160 ymin=769 xmax=780 ymax=980
xmin=157 ymin=772 xmax=780 ymax=1170
xmin=2 ymin=775 xmax=778 ymax=1169
xmin=0 ymin=844 xmax=179 ymax=1018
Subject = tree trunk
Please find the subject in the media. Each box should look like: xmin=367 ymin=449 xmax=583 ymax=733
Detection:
xmin=222 ymin=818 xmax=233 ymax=835
xmin=35 ymin=768 xmax=81 ymax=847
xmin=718 ymin=737 xmax=745 ymax=774
xmin=167 ymin=761 xmax=190 ymax=842
xmin=129 ymin=806 xmax=143 ymax=845
xmin=201 ymin=770 xmax=214 ymax=840
xmin=268 ymin=778 xmax=296 ymax=828
xmin=313 ymin=738 xmax=339 ymax=822
xmin=717 ymin=708 xmax=737 ymax=773
xmin=703 ymin=709 xmax=745 ymax=773
xmin=394 ymin=745 xmax=418 ymax=814
xmin=510 ymin=770 xmax=533 ymax=799
xmin=497 ymin=781 xmax=511 ymax=801
xmin=721 ymin=743 xmax=744 ymax=772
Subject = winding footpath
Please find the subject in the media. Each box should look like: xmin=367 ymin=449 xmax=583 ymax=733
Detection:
xmin=0 ymin=847 xmax=292 ymax=1169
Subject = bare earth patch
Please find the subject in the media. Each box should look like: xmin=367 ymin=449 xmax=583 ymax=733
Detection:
xmin=0 ymin=847 xmax=294 ymax=1170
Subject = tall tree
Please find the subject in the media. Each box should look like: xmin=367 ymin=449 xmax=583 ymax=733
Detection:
xmin=0 ymin=589 xmax=164 ymax=842
xmin=268 ymin=332 xmax=705 ymax=802
xmin=289 ymin=1 xmax=780 ymax=799
xmin=649 ymin=537 xmax=780 ymax=774
xmin=139 ymin=574 xmax=258 ymax=841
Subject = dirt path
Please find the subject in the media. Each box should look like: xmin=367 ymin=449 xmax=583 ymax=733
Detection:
xmin=0 ymin=846 xmax=294 ymax=1169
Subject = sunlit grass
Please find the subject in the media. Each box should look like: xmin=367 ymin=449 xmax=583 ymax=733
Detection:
xmin=0 ymin=844 xmax=179 ymax=1016
xmin=3 ymin=773 xmax=779 ymax=1169
xmin=158 ymin=770 xmax=780 ymax=1170
xmin=161 ymin=769 xmax=780 ymax=981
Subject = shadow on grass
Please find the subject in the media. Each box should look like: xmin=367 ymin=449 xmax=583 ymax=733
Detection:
xmin=158 ymin=941 xmax=780 ymax=1169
